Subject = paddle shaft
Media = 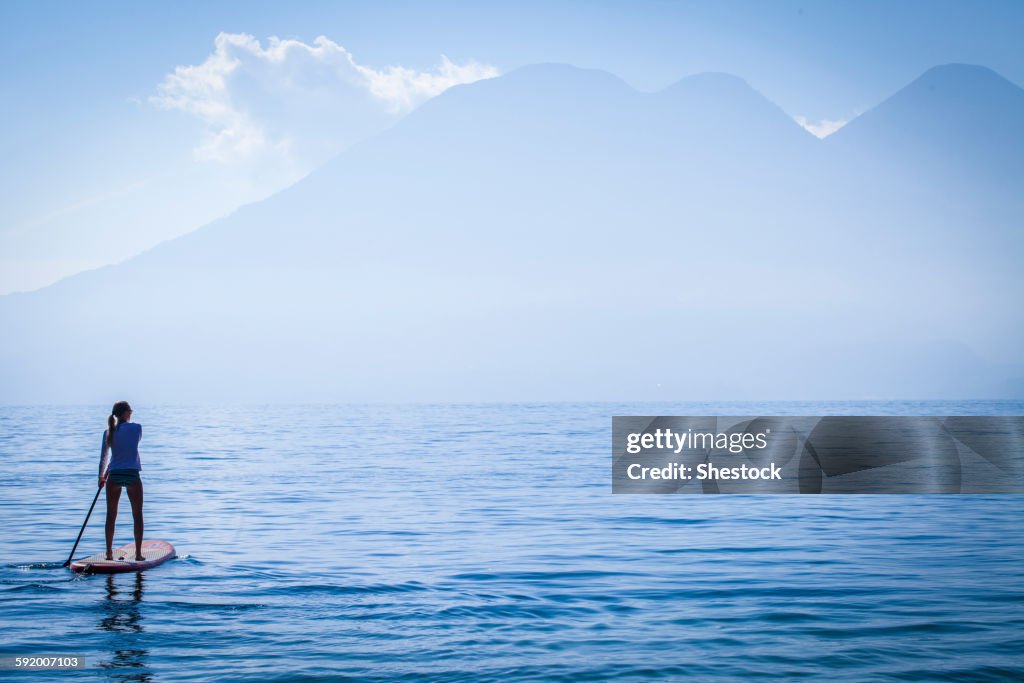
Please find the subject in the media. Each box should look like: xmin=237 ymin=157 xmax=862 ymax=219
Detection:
xmin=63 ymin=483 xmax=103 ymax=567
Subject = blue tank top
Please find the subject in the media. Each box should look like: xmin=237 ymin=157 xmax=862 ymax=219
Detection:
xmin=104 ymin=422 xmax=142 ymax=471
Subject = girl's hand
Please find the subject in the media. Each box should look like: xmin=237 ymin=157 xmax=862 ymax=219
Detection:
xmin=98 ymin=476 xmax=106 ymax=489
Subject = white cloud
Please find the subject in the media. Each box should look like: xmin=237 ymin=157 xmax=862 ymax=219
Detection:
xmin=361 ymin=54 xmax=500 ymax=111
xmin=151 ymin=33 xmax=498 ymax=166
xmin=794 ymin=115 xmax=849 ymax=139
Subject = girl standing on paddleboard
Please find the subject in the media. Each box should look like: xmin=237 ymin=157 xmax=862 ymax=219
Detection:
xmin=98 ymin=401 xmax=144 ymax=561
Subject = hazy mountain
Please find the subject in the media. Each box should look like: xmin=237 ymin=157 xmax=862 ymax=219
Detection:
xmin=827 ymin=63 xmax=1024 ymax=188
xmin=0 ymin=63 xmax=1020 ymax=403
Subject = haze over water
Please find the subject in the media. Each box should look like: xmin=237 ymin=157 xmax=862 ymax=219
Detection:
xmin=1 ymin=401 xmax=1022 ymax=681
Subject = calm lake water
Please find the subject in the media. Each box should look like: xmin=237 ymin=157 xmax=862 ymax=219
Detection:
xmin=1 ymin=402 xmax=1023 ymax=681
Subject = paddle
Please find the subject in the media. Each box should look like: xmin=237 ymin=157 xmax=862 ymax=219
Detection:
xmin=62 ymin=481 xmax=104 ymax=567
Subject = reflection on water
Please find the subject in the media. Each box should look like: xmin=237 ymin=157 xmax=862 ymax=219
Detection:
xmin=99 ymin=572 xmax=151 ymax=682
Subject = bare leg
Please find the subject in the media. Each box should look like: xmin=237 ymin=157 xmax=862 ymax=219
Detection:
xmin=105 ymin=482 xmax=122 ymax=560
xmin=126 ymin=479 xmax=145 ymax=561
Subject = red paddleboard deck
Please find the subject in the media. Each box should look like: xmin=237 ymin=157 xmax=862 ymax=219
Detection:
xmin=70 ymin=540 xmax=176 ymax=574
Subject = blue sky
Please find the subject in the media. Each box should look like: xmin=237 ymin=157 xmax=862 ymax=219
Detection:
xmin=2 ymin=0 xmax=1022 ymax=293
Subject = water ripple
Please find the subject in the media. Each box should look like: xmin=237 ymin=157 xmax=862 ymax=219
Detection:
xmin=0 ymin=402 xmax=1022 ymax=681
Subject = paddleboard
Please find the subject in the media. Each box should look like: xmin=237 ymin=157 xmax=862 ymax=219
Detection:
xmin=70 ymin=540 xmax=176 ymax=574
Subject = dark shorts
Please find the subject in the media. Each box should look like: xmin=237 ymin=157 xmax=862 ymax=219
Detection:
xmin=107 ymin=469 xmax=140 ymax=487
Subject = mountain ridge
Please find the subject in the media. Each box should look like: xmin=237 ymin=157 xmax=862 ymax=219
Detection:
xmin=1 ymin=61 xmax=1021 ymax=402
xmin=8 ymin=60 xmax=1021 ymax=300
xmin=825 ymin=62 xmax=1024 ymax=182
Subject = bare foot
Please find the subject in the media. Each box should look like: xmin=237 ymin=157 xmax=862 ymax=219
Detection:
xmin=135 ymin=555 xmax=145 ymax=561
xmin=105 ymin=551 xmax=113 ymax=561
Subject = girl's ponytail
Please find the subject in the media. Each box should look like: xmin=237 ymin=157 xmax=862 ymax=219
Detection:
xmin=107 ymin=400 xmax=131 ymax=447
xmin=107 ymin=413 xmax=116 ymax=447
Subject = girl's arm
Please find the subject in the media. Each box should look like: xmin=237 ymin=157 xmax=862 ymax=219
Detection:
xmin=98 ymin=431 xmax=109 ymax=487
